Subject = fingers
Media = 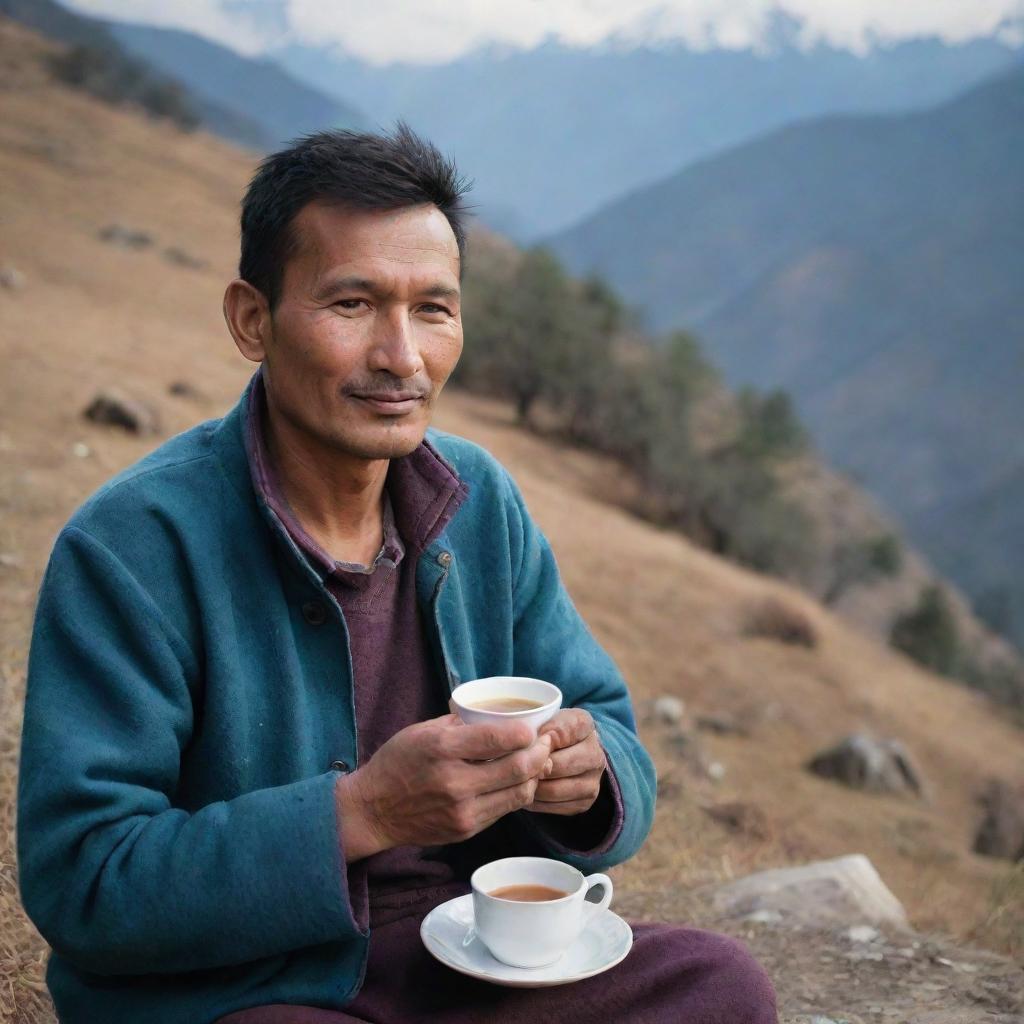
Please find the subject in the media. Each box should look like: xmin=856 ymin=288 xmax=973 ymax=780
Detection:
xmin=471 ymin=774 xmax=544 ymax=828
xmin=444 ymin=718 xmax=536 ymax=760
xmin=537 ymin=708 xmax=595 ymax=751
xmin=533 ymin=767 xmax=604 ymax=805
xmin=471 ymin=734 xmax=553 ymax=796
xmin=543 ymin=730 xmax=605 ymax=780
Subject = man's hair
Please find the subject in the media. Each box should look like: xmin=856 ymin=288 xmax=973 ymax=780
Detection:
xmin=239 ymin=123 xmax=472 ymax=309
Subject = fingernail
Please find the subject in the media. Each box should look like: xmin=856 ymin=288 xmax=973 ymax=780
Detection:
xmin=543 ymin=758 xmax=553 ymax=776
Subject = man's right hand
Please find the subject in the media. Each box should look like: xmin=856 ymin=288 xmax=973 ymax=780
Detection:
xmin=334 ymin=714 xmax=553 ymax=862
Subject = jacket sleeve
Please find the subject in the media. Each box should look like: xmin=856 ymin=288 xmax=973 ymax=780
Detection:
xmin=17 ymin=526 xmax=367 ymax=977
xmin=500 ymin=471 xmax=657 ymax=873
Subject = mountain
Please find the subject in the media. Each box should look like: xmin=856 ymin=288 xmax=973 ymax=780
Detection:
xmin=549 ymin=65 xmax=1024 ymax=648
xmin=0 ymin=0 xmax=267 ymax=142
xmin=108 ymin=22 xmax=368 ymax=149
xmin=1 ymin=0 xmax=367 ymax=151
xmin=269 ymin=36 xmax=1020 ymax=238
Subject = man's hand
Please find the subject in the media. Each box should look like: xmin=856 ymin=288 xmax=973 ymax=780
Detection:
xmin=527 ymin=709 xmax=606 ymax=816
xmin=335 ymin=714 xmax=553 ymax=861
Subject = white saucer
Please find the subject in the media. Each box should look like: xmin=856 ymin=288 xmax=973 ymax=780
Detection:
xmin=419 ymin=893 xmax=633 ymax=988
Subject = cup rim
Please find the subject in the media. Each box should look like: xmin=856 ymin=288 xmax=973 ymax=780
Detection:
xmin=470 ymin=856 xmax=584 ymax=904
xmin=450 ymin=677 xmax=562 ymax=718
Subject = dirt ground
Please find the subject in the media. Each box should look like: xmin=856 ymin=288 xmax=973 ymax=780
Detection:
xmin=0 ymin=16 xmax=1021 ymax=1023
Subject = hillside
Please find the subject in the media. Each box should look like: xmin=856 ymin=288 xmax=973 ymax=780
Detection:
xmin=0 ymin=18 xmax=1021 ymax=1022
xmin=107 ymin=21 xmax=369 ymax=148
xmin=549 ymin=64 xmax=1024 ymax=653
xmin=0 ymin=0 xmax=366 ymax=151
xmin=267 ymin=34 xmax=1019 ymax=238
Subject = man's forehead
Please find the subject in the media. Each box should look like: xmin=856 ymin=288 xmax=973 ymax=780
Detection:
xmin=294 ymin=201 xmax=460 ymax=271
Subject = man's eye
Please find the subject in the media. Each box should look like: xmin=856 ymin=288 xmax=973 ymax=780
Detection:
xmin=335 ymin=299 xmax=366 ymax=310
xmin=420 ymin=303 xmax=451 ymax=316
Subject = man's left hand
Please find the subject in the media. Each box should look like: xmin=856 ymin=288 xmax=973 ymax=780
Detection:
xmin=527 ymin=709 xmax=606 ymax=816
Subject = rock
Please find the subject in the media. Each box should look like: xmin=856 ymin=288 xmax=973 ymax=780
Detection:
xmin=709 ymin=854 xmax=910 ymax=930
xmin=846 ymin=925 xmax=880 ymax=943
xmin=168 ymin=380 xmax=205 ymax=401
xmin=163 ymin=246 xmax=208 ymax=270
xmin=706 ymin=760 xmax=726 ymax=781
xmin=71 ymin=441 xmax=91 ymax=458
xmin=972 ymin=779 xmax=1024 ymax=861
xmin=0 ymin=265 xmax=26 ymax=290
xmin=0 ymin=552 xmax=22 ymax=569
xmin=652 ymin=695 xmax=685 ymax=724
xmin=696 ymin=713 xmax=751 ymax=737
xmin=703 ymin=801 xmax=772 ymax=840
xmin=806 ymin=734 xmax=924 ymax=797
xmin=83 ymin=389 xmax=160 ymax=435
xmin=99 ymin=224 xmax=153 ymax=249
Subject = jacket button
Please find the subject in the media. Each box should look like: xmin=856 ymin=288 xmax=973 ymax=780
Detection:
xmin=437 ymin=551 xmax=453 ymax=568
xmin=302 ymin=601 xmax=327 ymax=625
xmin=329 ymin=759 xmax=350 ymax=773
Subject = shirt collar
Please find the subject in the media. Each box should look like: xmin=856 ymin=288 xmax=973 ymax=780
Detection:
xmin=244 ymin=370 xmax=467 ymax=576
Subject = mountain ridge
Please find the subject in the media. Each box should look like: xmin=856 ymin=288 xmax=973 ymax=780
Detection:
xmin=548 ymin=62 xmax=1024 ymax=648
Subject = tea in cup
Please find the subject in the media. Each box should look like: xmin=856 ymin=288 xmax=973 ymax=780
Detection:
xmin=470 ymin=856 xmax=613 ymax=968
xmin=451 ymin=677 xmax=561 ymax=738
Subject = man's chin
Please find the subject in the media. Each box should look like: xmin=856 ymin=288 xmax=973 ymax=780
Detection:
xmin=334 ymin=425 xmax=428 ymax=461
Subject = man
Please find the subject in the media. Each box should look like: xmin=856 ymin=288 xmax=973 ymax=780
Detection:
xmin=18 ymin=126 xmax=776 ymax=1023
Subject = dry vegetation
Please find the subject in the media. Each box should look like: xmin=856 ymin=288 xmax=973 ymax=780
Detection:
xmin=0 ymin=18 xmax=1021 ymax=1022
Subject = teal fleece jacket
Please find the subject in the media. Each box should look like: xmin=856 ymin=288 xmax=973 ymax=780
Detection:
xmin=17 ymin=378 xmax=656 ymax=1024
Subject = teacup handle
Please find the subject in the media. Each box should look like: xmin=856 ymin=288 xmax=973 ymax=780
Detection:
xmin=582 ymin=873 xmax=613 ymax=917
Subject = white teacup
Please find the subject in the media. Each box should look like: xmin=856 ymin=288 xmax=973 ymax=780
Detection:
xmin=451 ymin=676 xmax=561 ymax=738
xmin=470 ymin=856 xmax=613 ymax=968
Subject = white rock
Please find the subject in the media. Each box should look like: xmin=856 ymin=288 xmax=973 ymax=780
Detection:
xmin=846 ymin=924 xmax=881 ymax=943
xmin=653 ymin=696 xmax=685 ymax=724
xmin=71 ymin=442 xmax=91 ymax=459
xmin=709 ymin=854 xmax=910 ymax=930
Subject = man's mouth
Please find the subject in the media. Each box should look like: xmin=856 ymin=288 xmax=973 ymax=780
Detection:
xmin=348 ymin=390 xmax=427 ymax=416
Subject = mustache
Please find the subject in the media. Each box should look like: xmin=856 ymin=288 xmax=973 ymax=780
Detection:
xmin=342 ymin=375 xmax=432 ymax=398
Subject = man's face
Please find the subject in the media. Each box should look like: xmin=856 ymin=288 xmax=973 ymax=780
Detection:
xmin=261 ymin=200 xmax=463 ymax=461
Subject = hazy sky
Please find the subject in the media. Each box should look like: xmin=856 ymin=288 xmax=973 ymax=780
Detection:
xmin=63 ymin=0 xmax=1024 ymax=63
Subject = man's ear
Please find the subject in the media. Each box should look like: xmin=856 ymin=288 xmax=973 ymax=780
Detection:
xmin=223 ymin=279 xmax=271 ymax=363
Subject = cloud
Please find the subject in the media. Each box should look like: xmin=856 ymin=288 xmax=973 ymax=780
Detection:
xmin=63 ymin=0 xmax=1024 ymax=63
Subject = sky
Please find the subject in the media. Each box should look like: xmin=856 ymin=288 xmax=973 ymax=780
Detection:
xmin=62 ymin=0 xmax=1024 ymax=63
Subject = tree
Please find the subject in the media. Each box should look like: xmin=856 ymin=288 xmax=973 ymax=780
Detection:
xmin=891 ymin=585 xmax=960 ymax=675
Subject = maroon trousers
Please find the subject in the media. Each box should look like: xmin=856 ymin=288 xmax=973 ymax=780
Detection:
xmin=218 ymin=890 xmax=777 ymax=1024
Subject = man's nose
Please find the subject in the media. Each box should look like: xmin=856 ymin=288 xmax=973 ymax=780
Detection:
xmin=367 ymin=308 xmax=424 ymax=379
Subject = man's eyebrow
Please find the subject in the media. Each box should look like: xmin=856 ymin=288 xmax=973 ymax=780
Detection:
xmin=313 ymin=275 xmax=460 ymax=302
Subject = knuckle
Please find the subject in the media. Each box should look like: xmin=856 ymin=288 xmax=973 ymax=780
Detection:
xmin=516 ymin=780 xmax=537 ymax=806
xmin=451 ymin=805 xmax=477 ymax=838
xmin=511 ymin=752 xmax=534 ymax=783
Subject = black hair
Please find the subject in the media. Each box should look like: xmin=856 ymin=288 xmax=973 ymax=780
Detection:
xmin=239 ymin=122 xmax=472 ymax=308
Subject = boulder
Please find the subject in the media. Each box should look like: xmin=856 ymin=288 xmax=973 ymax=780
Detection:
xmin=806 ymin=734 xmax=924 ymax=797
xmin=709 ymin=854 xmax=910 ymax=930
xmin=652 ymin=695 xmax=685 ymax=725
xmin=0 ymin=265 xmax=26 ymax=290
xmin=973 ymin=779 xmax=1024 ymax=861
xmin=98 ymin=224 xmax=153 ymax=249
xmin=83 ymin=389 xmax=160 ymax=435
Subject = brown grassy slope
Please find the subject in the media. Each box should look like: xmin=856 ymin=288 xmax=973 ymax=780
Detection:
xmin=0 ymin=16 xmax=1021 ymax=1021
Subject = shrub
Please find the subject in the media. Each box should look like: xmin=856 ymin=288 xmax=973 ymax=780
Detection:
xmin=50 ymin=44 xmax=199 ymax=130
xmin=743 ymin=595 xmax=819 ymax=648
xmin=890 ymin=585 xmax=960 ymax=675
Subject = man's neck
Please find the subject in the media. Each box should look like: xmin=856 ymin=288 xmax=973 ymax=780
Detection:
xmin=264 ymin=404 xmax=389 ymax=567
